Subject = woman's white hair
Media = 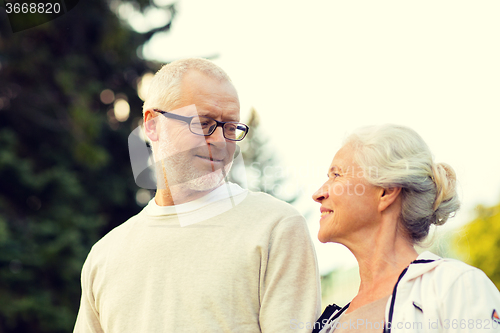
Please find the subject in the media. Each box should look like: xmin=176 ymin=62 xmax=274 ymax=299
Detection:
xmin=143 ymin=58 xmax=232 ymax=113
xmin=344 ymin=124 xmax=460 ymax=243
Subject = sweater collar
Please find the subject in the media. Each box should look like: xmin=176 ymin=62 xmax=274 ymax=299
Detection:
xmin=145 ymin=182 xmax=247 ymax=217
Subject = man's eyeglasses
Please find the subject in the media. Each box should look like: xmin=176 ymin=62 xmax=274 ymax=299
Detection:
xmin=153 ymin=109 xmax=249 ymax=141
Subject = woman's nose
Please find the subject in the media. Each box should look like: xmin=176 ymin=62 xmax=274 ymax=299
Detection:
xmin=312 ymin=183 xmax=329 ymax=203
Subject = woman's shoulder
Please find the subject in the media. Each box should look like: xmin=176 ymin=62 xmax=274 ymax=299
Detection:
xmin=413 ymin=251 xmax=482 ymax=278
xmin=417 ymin=253 xmax=500 ymax=322
xmin=427 ymin=252 xmax=484 ymax=278
xmin=415 ymin=251 xmax=497 ymax=298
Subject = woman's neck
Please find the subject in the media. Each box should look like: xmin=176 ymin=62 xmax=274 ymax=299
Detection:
xmin=345 ymin=222 xmax=418 ymax=311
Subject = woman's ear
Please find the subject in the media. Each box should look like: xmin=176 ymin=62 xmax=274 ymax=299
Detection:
xmin=144 ymin=110 xmax=159 ymax=142
xmin=379 ymin=187 xmax=402 ymax=212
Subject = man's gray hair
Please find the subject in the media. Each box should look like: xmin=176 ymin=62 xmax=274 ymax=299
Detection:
xmin=344 ymin=124 xmax=461 ymax=243
xmin=143 ymin=58 xmax=232 ymax=114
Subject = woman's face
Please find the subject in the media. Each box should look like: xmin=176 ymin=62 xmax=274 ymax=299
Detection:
xmin=312 ymin=145 xmax=383 ymax=244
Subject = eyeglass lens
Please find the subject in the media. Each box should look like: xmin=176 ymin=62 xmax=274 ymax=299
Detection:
xmin=190 ymin=116 xmax=247 ymax=140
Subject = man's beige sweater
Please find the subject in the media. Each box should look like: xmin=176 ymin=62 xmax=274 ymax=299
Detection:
xmin=74 ymin=184 xmax=321 ymax=332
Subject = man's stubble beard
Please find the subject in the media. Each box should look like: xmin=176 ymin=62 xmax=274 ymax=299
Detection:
xmin=155 ymin=133 xmax=232 ymax=193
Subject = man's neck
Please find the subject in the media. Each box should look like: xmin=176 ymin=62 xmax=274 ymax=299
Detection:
xmin=154 ymin=184 xmax=223 ymax=206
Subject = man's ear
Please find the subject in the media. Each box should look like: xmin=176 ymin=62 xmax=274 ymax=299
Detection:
xmin=144 ymin=109 xmax=159 ymax=142
xmin=379 ymin=187 xmax=402 ymax=212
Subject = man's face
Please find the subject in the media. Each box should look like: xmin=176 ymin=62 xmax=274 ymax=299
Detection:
xmin=155 ymin=70 xmax=240 ymax=193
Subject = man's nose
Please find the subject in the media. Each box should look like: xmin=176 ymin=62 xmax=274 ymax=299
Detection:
xmin=206 ymin=126 xmax=226 ymax=147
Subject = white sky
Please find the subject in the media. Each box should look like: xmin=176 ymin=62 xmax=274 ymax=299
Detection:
xmin=133 ymin=0 xmax=500 ymax=274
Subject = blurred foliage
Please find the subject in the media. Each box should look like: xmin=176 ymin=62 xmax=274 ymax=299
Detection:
xmin=0 ymin=1 xmax=175 ymax=332
xmin=453 ymin=202 xmax=500 ymax=289
xmin=230 ymin=108 xmax=299 ymax=204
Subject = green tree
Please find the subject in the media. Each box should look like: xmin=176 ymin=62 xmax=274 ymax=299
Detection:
xmin=454 ymin=202 xmax=500 ymax=289
xmin=0 ymin=1 xmax=175 ymax=332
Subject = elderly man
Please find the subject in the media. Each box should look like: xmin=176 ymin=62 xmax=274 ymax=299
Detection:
xmin=74 ymin=58 xmax=321 ymax=332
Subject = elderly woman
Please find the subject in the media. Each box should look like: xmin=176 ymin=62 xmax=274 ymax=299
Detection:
xmin=312 ymin=124 xmax=500 ymax=333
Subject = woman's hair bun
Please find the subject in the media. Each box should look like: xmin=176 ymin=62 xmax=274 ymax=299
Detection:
xmin=431 ymin=162 xmax=460 ymax=225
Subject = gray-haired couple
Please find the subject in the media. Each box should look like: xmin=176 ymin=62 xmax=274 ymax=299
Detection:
xmin=74 ymin=59 xmax=500 ymax=333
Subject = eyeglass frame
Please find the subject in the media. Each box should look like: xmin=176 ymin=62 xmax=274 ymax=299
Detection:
xmin=152 ymin=109 xmax=249 ymax=141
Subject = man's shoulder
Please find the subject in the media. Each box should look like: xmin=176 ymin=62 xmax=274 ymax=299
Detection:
xmin=244 ymin=190 xmax=302 ymax=217
xmin=91 ymin=208 xmax=147 ymax=252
